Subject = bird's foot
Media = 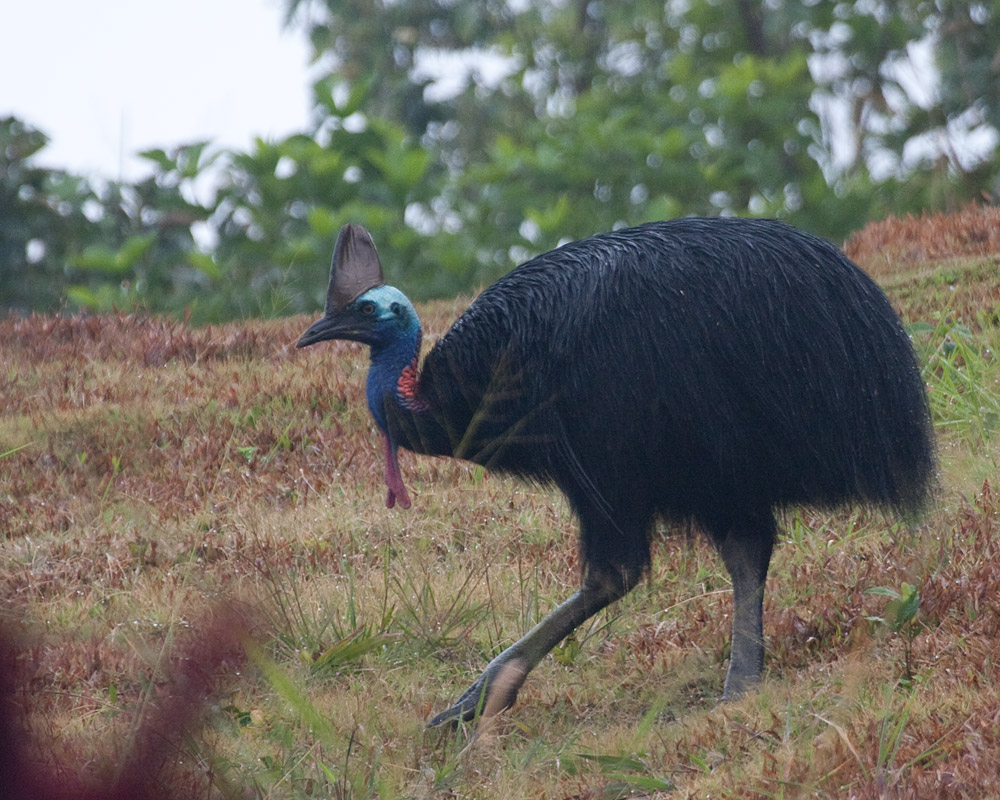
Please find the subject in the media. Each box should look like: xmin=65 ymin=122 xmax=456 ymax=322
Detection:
xmin=720 ymin=665 xmax=762 ymax=702
xmin=427 ymin=657 xmax=527 ymax=727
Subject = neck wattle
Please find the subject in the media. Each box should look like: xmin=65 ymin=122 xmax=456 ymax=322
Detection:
xmin=366 ymin=328 xmax=424 ymax=510
xmin=367 ymin=328 xmax=424 ymax=427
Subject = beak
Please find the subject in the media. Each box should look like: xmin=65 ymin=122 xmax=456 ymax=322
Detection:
xmin=296 ymin=312 xmax=367 ymax=349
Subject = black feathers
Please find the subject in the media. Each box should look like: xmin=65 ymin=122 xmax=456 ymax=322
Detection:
xmin=301 ymin=216 xmax=934 ymax=721
xmin=403 ymin=218 xmax=933 ymax=532
xmin=325 ymin=224 xmax=385 ymax=313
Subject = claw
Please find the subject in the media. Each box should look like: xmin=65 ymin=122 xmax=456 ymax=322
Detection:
xmin=427 ymin=678 xmax=490 ymax=727
xmin=427 ymin=658 xmax=527 ymax=728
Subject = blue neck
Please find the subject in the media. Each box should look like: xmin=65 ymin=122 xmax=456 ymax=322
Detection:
xmin=366 ymin=329 xmax=421 ymax=435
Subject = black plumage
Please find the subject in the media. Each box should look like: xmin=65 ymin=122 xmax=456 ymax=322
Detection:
xmin=298 ymin=218 xmax=934 ymax=725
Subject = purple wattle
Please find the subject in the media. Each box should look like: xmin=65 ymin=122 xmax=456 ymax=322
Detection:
xmin=382 ymin=434 xmax=411 ymax=509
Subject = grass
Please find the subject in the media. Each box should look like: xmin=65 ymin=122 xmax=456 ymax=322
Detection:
xmin=3 ymin=205 xmax=1000 ymax=798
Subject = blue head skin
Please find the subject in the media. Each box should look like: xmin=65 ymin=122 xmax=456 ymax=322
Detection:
xmin=297 ymin=284 xmax=422 ymax=509
xmin=297 ymin=284 xmax=421 ymax=432
xmin=353 ymin=286 xmax=422 ymax=431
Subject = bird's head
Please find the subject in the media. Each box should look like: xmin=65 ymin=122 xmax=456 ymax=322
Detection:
xmin=296 ymin=224 xmax=420 ymax=511
xmin=297 ymin=284 xmax=419 ymax=350
xmin=296 ymin=224 xmax=420 ymax=351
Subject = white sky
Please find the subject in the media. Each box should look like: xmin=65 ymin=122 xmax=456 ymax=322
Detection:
xmin=2 ymin=0 xmax=314 ymax=182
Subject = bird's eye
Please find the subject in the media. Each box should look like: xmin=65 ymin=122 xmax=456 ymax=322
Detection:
xmin=359 ymin=301 xmax=376 ymax=316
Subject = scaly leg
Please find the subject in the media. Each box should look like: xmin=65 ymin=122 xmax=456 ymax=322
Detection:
xmin=717 ymin=513 xmax=776 ymax=700
xmin=428 ymin=565 xmax=639 ymax=727
xmin=427 ymin=586 xmax=612 ymax=726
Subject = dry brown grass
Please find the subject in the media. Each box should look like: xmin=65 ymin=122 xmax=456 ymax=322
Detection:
xmin=2 ymin=209 xmax=1000 ymax=798
xmin=845 ymin=202 xmax=1000 ymax=278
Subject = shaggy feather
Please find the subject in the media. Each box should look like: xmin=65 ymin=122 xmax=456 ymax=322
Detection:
xmin=299 ymin=217 xmax=934 ymax=721
xmin=388 ymin=218 xmax=933 ymax=572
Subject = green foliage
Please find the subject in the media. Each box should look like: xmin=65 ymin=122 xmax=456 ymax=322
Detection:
xmin=0 ymin=117 xmax=114 ymax=312
xmin=0 ymin=443 xmax=30 ymax=459
xmin=866 ymin=582 xmax=923 ymax=682
xmin=3 ymin=2 xmax=1000 ymax=320
xmin=867 ymin=583 xmax=921 ymax=634
xmin=911 ymin=316 xmax=1000 ymax=450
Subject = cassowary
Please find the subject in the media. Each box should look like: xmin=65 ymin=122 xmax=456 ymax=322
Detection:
xmin=297 ymin=219 xmax=934 ymax=726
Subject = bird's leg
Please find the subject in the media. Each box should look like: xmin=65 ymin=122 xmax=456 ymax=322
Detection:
xmin=382 ymin=434 xmax=411 ymax=509
xmin=427 ymin=582 xmax=619 ymax=727
xmin=717 ymin=515 xmax=776 ymax=700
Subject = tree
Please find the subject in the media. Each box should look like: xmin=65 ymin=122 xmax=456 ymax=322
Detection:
xmin=4 ymin=2 xmax=999 ymax=319
xmin=287 ymin=0 xmax=999 ymax=275
xmin=808 ymin=0 xmax=1000 ymax=210
xmin=0 ymin=117 xmax=102 ymax=313
xmin=0 ymin=117 xmax=217 ymax=318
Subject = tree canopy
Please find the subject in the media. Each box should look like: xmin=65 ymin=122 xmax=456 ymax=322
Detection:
xmin=3 ymin=0 xmax=998 ymax=321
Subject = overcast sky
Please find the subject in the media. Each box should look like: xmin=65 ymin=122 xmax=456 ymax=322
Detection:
xmin=3 ymin=0 xmax=314 ymax=182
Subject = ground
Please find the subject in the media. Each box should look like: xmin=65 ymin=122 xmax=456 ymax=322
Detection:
xmin=2 ymin=205 xmax=1000 ymax=798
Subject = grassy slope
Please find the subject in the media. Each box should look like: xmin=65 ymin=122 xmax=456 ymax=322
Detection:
xmin=2 ymin=208 xmax=1000 ymax=798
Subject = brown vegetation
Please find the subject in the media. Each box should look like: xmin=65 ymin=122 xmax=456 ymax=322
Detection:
xmin=1 ymin=209 xmax=1000 ymax=797
xmin=845 ymin=202 xmax=1000 ymax=277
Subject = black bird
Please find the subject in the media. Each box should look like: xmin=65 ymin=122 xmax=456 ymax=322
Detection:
xmin=297 ymin=219 xmax=934 ymax=725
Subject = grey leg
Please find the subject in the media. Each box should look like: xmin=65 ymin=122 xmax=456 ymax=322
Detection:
xmin=427 ymin=586 xmax=611 ymax=726
xmin=717 ymin=515 xmax=775 ymax=700
xmin=428 ymin=565 xmax=638 ymax=727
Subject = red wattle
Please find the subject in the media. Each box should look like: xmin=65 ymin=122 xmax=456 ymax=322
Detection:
xmin=383 ymin=434 xmax=412 ymax=509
